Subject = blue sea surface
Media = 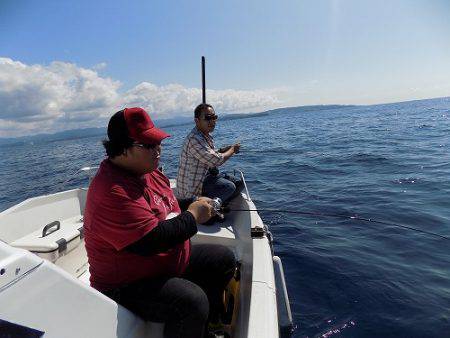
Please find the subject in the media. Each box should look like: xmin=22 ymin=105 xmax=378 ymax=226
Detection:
xmin=1 ymin=97 xmax=450 ymax=337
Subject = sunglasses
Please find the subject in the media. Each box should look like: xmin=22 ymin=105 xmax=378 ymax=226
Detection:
xmin=132 ymin=142 xmax=159 ymax=150
xmin=202 ymin=114 xmax=218 ymax=121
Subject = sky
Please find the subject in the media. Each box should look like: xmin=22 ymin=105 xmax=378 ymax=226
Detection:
xmin=1 ymin=0 xmax=450 ymax=137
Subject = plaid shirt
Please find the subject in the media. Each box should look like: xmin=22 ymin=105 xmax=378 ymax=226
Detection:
xmin=175 ymin=127 xmax=225 ymax=198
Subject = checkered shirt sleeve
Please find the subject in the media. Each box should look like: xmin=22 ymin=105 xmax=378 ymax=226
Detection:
xmin=175 ymin=129 xmax=225 ymax=199
xmin=189 ymin=134 xmax=225 ymax=167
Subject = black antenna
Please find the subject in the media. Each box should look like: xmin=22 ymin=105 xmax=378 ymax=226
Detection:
xmin=202 ymin=56 xmax=206 ymax=104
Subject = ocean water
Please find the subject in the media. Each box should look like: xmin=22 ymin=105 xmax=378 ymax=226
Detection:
xmin=1 ymin=97 xmax=450 ymax=337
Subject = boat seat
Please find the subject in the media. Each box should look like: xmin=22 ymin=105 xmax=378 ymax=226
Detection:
xmin=10 ymin=215 xmax=83 ymax=253
xmin=78 ymin=267 xmax=165 ymax=338
xmin=10 ymin=215 xmax=88 ymax=276
xmin=78 ymin=267 xmax=91 ymax=285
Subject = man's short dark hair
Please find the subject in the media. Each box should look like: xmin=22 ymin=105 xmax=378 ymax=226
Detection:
xmin=194 ymin=103 xmax=214 ymax=118
xmin=102 ymin=110 xmax=134 ymax=158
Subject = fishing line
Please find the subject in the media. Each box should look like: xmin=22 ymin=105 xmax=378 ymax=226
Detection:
xmin=237 ymin=150 xmax=268 ymax=154
xmin=229 ymin=208 xmax=450 ymax=241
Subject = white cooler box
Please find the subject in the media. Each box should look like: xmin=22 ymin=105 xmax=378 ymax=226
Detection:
xmin=10 ymin=216 xmax=88 ymax=277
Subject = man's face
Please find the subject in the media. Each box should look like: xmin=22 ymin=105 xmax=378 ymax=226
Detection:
xmin=195 ymin=107 xmax=218 ymax=135
xmin=127 ymin=143 xmax=162 ymax=175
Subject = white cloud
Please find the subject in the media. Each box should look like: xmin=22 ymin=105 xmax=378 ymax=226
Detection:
xmin=0 ymin=58 xmax=282 ymax=138
xmin=92 ymin=62 xmax=107 ymax=71
xmin=122 ymin=83 xmax=279 ymax=119
xmin=0 ymin=58 xmax=121 ymax=137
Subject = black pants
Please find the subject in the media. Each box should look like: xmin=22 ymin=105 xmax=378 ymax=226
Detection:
xmin=104 ymin=244 xmax=236 ymax=338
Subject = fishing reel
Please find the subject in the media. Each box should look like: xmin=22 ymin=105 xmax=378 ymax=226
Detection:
xmin=211 ymin=197 xmax=225 ymax=219
xmin=210 ymin=197 xmax=221 ymax=212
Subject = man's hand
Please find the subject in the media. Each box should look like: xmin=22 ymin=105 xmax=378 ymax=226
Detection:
xmin=197 ymin=196 xmax=213 ymax=203
xmin=218 ymin=142 xmax=241 ymax=163
xmin=218 ymin=145 xmax=231 ymax=153
xmin=219 ymin=142 xmax=240 ymax=154
xmin=187 ymin=199 xmax=214 ymax=224
xmin=233 ymin=143 xmax=240 ymax=154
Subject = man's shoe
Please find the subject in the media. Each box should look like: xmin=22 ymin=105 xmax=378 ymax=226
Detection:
xmin=208 ymin=322 xmax=230 ymax=338
xmin=208 ymin=331 xmax=230 ymax=338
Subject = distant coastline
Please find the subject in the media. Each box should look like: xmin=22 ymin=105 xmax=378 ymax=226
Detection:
xmin=0 ymin=103 xmax=354 ymax=147
xmin=1 ymin=96 xmax=448 ymax=147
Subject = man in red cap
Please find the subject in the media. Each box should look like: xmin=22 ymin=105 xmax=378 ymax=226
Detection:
xmin=84 ymin=108 xmax=236 ymax=338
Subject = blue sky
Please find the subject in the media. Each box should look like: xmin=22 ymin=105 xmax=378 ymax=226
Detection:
xmin=1 ymin=0 xmax=450 ymax=137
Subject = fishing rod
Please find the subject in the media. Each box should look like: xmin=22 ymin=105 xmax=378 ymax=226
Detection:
xmin=202 ymin=56 xmax=206 ymax=104
xmin=229 ymin=208 xmax=450 ymax=241
xmin=197 ymin=58 xmax=447 ymax=241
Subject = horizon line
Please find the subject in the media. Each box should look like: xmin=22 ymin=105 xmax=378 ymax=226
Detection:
xmin=1 ymin=94 xmax=449 ymax=142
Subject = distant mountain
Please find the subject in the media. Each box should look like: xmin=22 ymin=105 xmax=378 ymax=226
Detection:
xmin=155 ymin=115 xmax=193 ymax=128
xmin=162 ymin=104 xmax=353 ymax=127
xmin=0 ymin=127 xmax=106 ymax=147
xmin=2 ymin=96 xmax=449 ymax=147
xmin=264 ymin=104 xmax=355 ymax=115
xmin=0 ymin=103 xmax=354 ymax=147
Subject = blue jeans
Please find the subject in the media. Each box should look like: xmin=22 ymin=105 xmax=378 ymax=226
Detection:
xmin=202 ymin=172 xmax=241 ymax=203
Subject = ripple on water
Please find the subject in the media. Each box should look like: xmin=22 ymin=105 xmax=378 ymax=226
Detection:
xmin=2 ymin=99 xmax=450 ymax=337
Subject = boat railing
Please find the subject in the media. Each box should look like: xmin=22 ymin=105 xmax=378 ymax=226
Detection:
xmin=80 ymin=166 xmax=99 ymax=184
xmin=53 ymin=166 xmax=99 ymax=192
xmin=234 ymin=169 xmax=251 ymax=201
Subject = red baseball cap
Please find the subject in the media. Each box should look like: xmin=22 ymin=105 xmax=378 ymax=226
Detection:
xmin=123 ymin=107 xmax=170 ymax=144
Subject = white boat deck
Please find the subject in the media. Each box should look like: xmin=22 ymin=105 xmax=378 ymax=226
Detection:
xmin=0 ymin=182 xmax=291 ymax=338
